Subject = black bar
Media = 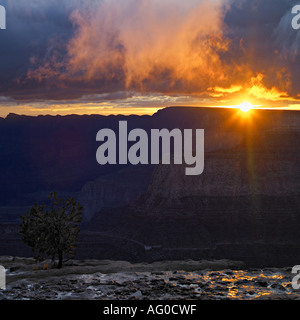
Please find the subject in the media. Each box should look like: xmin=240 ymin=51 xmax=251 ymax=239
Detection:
xmin=0 ymin=300 xmax=299 ymax=318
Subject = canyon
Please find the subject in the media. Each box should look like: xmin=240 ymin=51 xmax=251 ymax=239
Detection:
xmin=0 ymin=107 xmax=299 ymax=267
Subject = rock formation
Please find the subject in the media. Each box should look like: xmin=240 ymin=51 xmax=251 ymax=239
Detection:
xmin=84 ymin=108 xmax=300 ymax=267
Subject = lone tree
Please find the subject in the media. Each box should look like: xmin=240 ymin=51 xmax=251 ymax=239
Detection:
xmin=20 ymin=191 xmax=83 ymax=268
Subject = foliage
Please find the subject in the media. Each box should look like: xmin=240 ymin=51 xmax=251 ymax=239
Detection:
xmin=20 ymin=191 xmax=82 ymax=268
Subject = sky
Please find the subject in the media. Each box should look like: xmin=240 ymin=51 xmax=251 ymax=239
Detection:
xmin=0 ymin=0 xmax=300 ymax=117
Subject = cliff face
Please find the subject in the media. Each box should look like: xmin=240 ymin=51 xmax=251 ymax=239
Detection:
xmin=78 ymin=166 xmax=153 ymax=221
xmin=142 ymin=142 xmax=299 ymax=211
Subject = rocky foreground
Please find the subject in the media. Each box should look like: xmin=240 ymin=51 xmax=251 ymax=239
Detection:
xmin=0 ymin=257 xmax=299 ymax=300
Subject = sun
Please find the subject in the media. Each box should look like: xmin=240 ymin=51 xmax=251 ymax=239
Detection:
xmin=238 ymin=101 xmax=253 ymax=112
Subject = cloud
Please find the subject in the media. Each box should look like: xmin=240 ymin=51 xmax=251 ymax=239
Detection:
xmin=1 ymin=0 xmax=300 ymax=110
xmin=27 ymin=0 xmax=231 ymax=94
xmin=246 ymin=73 xmax=290 ymax=101
xmin=274 ymin=6 xmax=300 ymax=59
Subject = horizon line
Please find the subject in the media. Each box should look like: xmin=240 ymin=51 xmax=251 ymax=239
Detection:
xmin=1 ymin=105 xmax=300 ymax=120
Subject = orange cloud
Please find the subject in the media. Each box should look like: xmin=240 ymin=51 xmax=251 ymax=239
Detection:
xmin=207 ymin=85 xmax=243 ymax=97
xmin=246 ymin=73 xmax=289 ymax=102
xmin=63 ymin=0 xmax=230 ymax=92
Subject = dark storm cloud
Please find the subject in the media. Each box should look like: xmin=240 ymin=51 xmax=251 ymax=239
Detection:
xmin=223 ymin=0 xmax=300 ymax=96
xmin=0 ymin=0 xmax=300 ymax=107
xmin=0 ymin=0 xmax=86 ymax=100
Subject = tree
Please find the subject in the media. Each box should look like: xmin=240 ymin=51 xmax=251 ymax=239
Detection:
xmin=20 ymin=191 xmax=83 ymax=268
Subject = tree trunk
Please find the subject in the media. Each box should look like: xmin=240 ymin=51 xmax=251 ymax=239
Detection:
xmin=57 ymin=250 xmax=63 ymax=269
